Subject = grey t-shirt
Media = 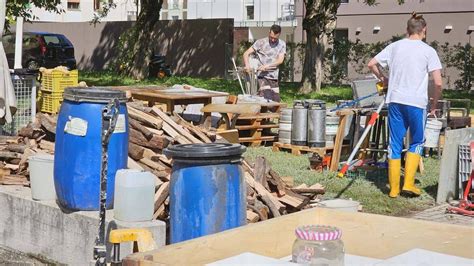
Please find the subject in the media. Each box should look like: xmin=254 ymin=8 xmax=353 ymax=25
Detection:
xmin=251 ymin=38 xmax=286 ymax=80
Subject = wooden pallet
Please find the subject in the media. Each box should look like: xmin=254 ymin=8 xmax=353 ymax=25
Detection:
xmin=272 ymin=142 xmax=332 ymax=156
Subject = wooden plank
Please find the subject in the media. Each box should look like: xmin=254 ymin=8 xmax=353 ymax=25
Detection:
xmin=128 ymin=106 xmax=163 ymax=129
xmin=238 ymin=136 xmax=277 ymax=142
xmin=139 ymin=158 xmax=167 ymax=171
xmin=127 ymin=157 xmax=144 ymax=170
xmin=151 ymin=107 xmax=202 ymax=144
xmin=154 ymin=182 xmax=169 ymax=212
xmin=235 ymin=123 xmax=279 ymax=130
xmin=277 ymin=194 xmax=305 ymax=209
xmin=217 ymin=129 xmax=239 ymax=143
xmin=330 ymin=114 xmax=348 ymax=171
xmin=123 ymin=208 xmax=474 ymax=265
xmin=175 ymin=114 xmax=213 ymax=143
xmin=253 ymin=156 xmax=270 ymax=189
xmin=238 ymin=113 xmax=280 ymax=120
xmin=201 ymin=104 xmax=260 ymax=114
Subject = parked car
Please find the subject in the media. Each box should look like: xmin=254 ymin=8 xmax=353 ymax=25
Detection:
xmin=1 ymin=31 xmax=76 ymax=70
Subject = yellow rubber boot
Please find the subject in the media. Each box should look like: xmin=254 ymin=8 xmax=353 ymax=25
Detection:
xmin=388 ymin=159 xmax=401 ymax=198
xmin=402 ymin=152 xmax=421 ymax=196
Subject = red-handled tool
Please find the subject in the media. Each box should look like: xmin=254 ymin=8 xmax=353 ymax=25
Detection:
xmin=338 ymin=82 xmax=386 ymax=178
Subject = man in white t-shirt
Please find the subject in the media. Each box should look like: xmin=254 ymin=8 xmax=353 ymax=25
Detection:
xmin=367 ymin=12 xmax=443 ymax=198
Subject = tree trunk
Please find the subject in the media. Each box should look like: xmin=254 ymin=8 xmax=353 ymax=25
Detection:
xmin=300 ymin=0 xmax=340 ymax=93
xmin=120 ymin=0 xmax=163 ymax=79
xmin=300 ymin=32 xmax=325 ymax=94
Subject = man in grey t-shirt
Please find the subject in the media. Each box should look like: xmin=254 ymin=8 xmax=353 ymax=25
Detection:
xmin=243 ymin=24 xmax=286 ymax=102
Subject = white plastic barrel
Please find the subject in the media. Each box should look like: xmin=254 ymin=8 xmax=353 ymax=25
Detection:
xmin=425 ymin=118 xmax=443 ymax=148
xmin=28 ymin=154 xmax=56 ymax=201
xmin=114 ymin=169 xmax=156 ymax=222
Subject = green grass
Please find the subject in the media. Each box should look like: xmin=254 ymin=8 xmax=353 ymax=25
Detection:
xmin=80 ymin=71 xmax=449 ymax=216
xmin=80 ymin=70 xmax=470 ymax=109
xmin=244 ymin=147 xmax=439 ymax=217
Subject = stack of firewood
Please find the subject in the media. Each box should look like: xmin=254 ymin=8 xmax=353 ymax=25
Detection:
xmin=0 ymin=102 xmax=325 ymax=223
xmin=0 ymin=113 xmax=56 ymax=186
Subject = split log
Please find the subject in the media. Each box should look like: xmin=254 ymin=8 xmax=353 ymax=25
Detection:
xmin=129 ymin=142 xmax=145 ymax=161
xmin=38 ymin=140 xmax=55 ymax=152
xmin=129 ymin=119 xmax=154 ymax=140
xmin=154 ymin=182 xmax=169 ymax=212
xmin=0 ymin=151 xmax=20 ymax=159
xmin=129 ymin=128 xmax=169 ymax=150
xmin=151 ymin=107 xmax=202 ymax=144
xmin=37 ymin=113 xmax=56 ymax=135
xmin=128 ymin=106 xmax=163 ymax=129
xmin=246 ymin=210 xmax=259 ymax=223
xmin=6 ymin=144 xmax=27 ymax=153
xmin=254 ymin=156 xmax=270 ymax=190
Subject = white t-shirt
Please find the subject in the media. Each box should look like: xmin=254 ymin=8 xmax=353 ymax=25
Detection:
xmin=375 ymin=39 xmax=442 ymax=109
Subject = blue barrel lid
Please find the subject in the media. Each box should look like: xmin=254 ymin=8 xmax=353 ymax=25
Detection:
xmin=63 ymin=87 xmax=127 ymax=103
xmin=164 ymin=143 xmax=246 ymax=160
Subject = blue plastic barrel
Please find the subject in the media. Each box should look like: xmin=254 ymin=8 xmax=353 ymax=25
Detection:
xmin=54 ymin=87 xmax=128 ymax=210
xmin=164 ymin=143 xmax=247 ymax=243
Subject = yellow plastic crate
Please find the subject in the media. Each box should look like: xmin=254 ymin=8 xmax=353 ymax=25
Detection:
xmin=41 ymin=69 xmax=78 ymax=92
xmin=40 ymin=90 xmax=63 ymax=114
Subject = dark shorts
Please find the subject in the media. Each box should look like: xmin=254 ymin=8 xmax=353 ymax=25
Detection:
xmin=257 ymin=78 xmax=281 ymax=102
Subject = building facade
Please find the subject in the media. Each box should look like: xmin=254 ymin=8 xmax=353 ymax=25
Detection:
xmin=31 ymin=0 xmax=138 ymax=22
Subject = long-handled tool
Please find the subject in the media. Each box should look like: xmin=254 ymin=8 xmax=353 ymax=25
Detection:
xmin=338 ymin=82 xmax=386 ymax=178
xmin=231 ymin=58 xmax=246 ymax=95
xmin=330 ymin=91 xmax=380 ymax=112
xmin=93 ymin=99 xmax=120 ymax=265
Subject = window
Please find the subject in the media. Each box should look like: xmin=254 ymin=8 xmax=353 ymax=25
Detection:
xmin=94 ymin=0 xmax=113 ymax=11
xmin=172 ymin=16 xmax=179 ymax=20
xmin=67 ymin=0 xmax=80 ymax=10
xmin=172 ymin=0 xmax=179 ymax=9
xmin=340 ymin=0 xmax=349 ymax=3
xmin=43 ymin=35 xmax=61 ymax=45
xmin=246 ymin=5 xmax=254 ymax=20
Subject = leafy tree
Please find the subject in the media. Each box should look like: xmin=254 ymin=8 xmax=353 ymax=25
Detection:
xmin=301 ymin=0 xmax=405 ymax=93
xmin=4 ymin=1 xmax=62 ymax=30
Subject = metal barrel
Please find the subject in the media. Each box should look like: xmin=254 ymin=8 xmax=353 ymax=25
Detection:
xmin=279 ymin=108 xmax=292 ymax=144
xmin=291 ymin=100 xmax=308 ymax=146
xmin=306 ymin=100 xmax=326 ymax=148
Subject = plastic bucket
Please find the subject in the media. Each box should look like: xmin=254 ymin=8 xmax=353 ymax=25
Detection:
xmin=318 ymin=199 xmax=359 ymax=212
xmin=29 ymin=154 xmax=56 ymax=201
xmin=425 ymin=118 xmax=443 ymax=148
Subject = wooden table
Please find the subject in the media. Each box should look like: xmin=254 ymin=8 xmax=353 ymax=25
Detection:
xmin=110 ymin=86 xmax=229 ymax=113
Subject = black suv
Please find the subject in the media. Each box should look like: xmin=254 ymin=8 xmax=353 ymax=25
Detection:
xmin=2 ymin=31 xmax=76 ymax=70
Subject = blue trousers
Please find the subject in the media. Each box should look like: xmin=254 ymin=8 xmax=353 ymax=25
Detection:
xmin=388 ymin=103 xmax=426 ymax=159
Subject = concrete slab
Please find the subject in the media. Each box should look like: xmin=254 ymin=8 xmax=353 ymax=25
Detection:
xmin=411 ymin=204 xmax=474 ymax=227
xmin=0 ymin=185 xmax=166 ymax=265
